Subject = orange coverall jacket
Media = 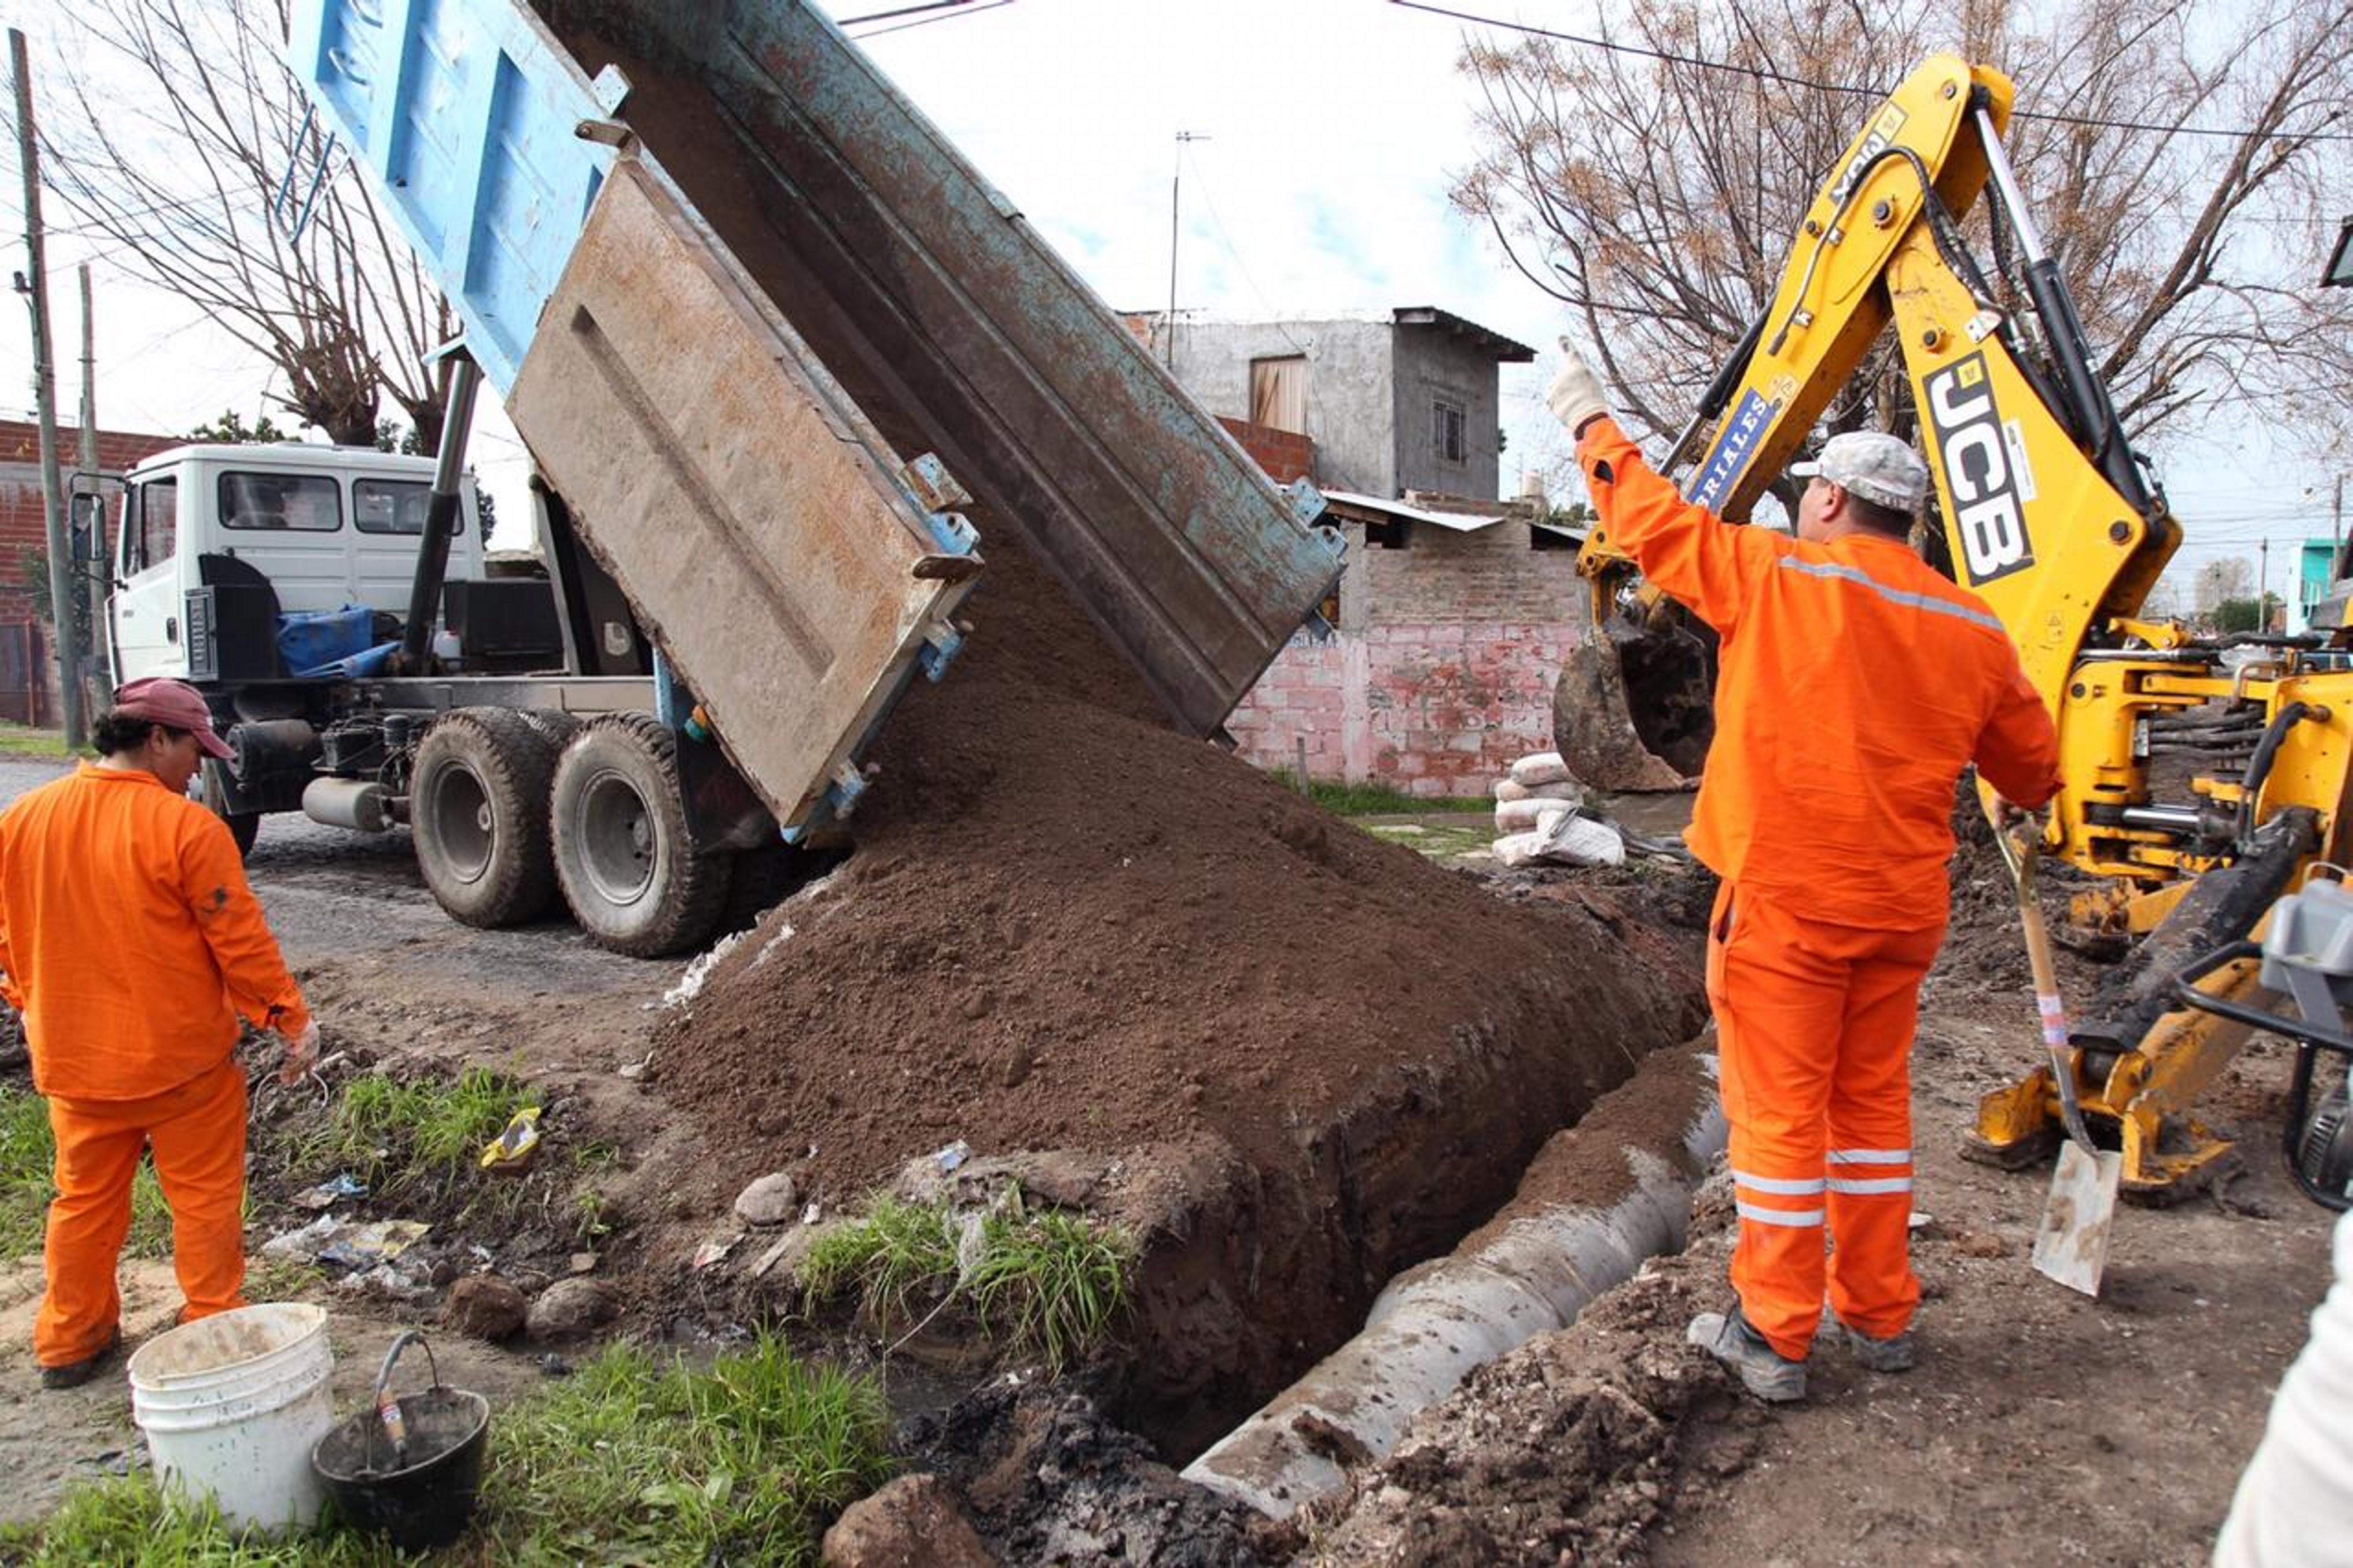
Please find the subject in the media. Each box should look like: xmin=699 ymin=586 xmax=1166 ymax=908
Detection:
xmin=1576 ymin=417 xmax=2061 ymax=914
xmin=0 ymin=763 xmax=309 ymax=1099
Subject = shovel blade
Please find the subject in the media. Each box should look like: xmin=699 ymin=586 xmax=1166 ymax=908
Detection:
xmin=2032 ymin=1142 xmax=2124 ymax=1297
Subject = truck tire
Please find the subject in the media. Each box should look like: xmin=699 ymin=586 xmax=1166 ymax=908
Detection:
xmin=550 ymin=713 xmax=732 ymax=957
xmin=199 ymin=761 xmax=261 ymax=859
xmin=410 ymin=708 xmax=561 ymax=927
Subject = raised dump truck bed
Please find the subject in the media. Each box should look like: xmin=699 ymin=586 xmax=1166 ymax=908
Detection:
xmin=288 ymin=0 xmax=1339 ymax=833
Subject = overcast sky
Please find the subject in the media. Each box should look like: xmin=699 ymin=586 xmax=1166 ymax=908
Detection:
xmin=0 ymin=0 xmax=2339 ymax=607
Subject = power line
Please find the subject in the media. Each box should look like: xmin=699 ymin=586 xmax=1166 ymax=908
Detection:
xmin=1387 ymin=0 xmax=2353 ymax=144
xmin=846 ymin=0 xmax=1014 ymax=39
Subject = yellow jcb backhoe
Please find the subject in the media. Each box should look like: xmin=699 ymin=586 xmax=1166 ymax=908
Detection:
xmin=1565 ymin=53 xmax=2353 ymax=1207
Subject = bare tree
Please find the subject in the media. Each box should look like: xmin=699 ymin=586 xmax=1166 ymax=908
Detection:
xmin=39 ymin=0 xmax=454 ymax=449
xmin=1456 ymin=0 xmax=2353 ymax=464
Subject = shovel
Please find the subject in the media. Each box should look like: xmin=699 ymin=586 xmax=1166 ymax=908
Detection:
xmin=1993 ymin=814 xmax=2122 ymax=1296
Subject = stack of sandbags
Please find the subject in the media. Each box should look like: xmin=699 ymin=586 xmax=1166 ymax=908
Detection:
xmin=1492 ymin=751 xmax=1625 ymax=869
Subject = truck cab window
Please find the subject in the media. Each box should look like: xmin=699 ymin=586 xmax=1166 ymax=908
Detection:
xmin=354 ymin=478 xmax=449 ymax=535
xmin=220 ymin=471 xmax=343 ymax=532
xmin=131 ymin=478 xmax=177 ymax=572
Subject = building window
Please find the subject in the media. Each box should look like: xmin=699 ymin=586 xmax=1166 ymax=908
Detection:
xmin=1364 ymin=516 xmax=1412 ymax=550
xmin=1433 ymin=399 xmax=1467 ymax=465
xmin=1250 ymin=355 xmax=1308 ymax=434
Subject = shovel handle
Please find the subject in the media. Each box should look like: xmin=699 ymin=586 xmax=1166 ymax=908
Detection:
xmin=2000 ymin=817 xmax=2100 ymax=1154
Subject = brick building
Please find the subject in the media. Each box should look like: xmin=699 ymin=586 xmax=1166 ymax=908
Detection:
xmin=0 ymin=419 xmax=182 ymax=722
xmin=1224 ymin=491 xmax=1587 ymax=797
xmin=1134 ymin=308 xmax=1580 ymax=796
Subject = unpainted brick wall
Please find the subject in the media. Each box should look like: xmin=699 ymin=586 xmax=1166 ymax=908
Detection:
xmin=1228 ymin=509 xmax=1589 ymax=795
xmin=0 ymin=420 xmax=180 ymax=619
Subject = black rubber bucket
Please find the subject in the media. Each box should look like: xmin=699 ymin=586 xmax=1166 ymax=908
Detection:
xmin=311 ymin=1332 xmax=491 ymax=1553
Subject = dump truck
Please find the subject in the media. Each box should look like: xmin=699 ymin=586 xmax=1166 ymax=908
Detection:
xmin=116 ymin=0 xmax=1341 ymax=956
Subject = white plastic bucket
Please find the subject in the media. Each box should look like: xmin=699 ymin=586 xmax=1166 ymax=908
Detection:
xmin=128 ymin=1302 xmax=336 ymax=1532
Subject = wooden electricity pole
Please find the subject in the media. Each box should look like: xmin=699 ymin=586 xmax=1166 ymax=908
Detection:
xmin=78 ymin=262 xmax=105 ymax=692
xmin=11 ymin=28 xmax=84 ymax=745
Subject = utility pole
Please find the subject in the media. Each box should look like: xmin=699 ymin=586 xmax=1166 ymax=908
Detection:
xmin=78 ymin=262 xmax=105 ymax=692
xmin=2259 ymin=537 xmax=2270 ymax=633
xmin=1164 ymin=129 xmax=1208 ymax=369
xmin=11 ymin=29 xmax=83 ymax=746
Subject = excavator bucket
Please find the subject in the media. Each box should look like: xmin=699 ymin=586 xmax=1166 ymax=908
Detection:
xmin=1552 ymin=606 xmax=1715 ymax=793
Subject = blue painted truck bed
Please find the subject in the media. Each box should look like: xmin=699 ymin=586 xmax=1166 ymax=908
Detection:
xmin=287 ymin=0 xmax=1340 ymax=833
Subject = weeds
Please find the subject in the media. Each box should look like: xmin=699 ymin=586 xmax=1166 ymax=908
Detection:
xmin=0 ymin=723 xmax=73 ymax=759
xmin=803 ymin=1189 xmax=1133 ymax=1372
xmin=1265 ymin=771 xmax=1491 ymax=817
xmin=0 ymin=1336 xmax=893 ymax=1566
xmin=0 ymin=1083 xmax=174 ymax=1260
xmin=323 ymin=1065 xmax=540 ymax=1175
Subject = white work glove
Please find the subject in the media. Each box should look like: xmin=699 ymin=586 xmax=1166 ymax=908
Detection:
xmin=276 ymin=1019 xmax=321 ymax=1086
xmin=1546 ymin=337 xmax=1612 ymax=436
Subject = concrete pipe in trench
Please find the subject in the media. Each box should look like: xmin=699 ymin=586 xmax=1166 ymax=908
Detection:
xmin=1182 ymin=1041 xmax=1726 ymax=1520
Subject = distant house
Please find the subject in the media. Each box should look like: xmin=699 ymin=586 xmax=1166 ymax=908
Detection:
xmin=1132 ymin=308 xmax=1586 ymax=796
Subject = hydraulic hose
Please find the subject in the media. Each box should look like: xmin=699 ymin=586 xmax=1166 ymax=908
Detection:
xmin=2238 ymin=700 xmax=2325 ymax=846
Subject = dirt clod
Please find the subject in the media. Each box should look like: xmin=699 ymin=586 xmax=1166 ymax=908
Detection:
xmin=820 ymin=1474 xmax=994 ymax=1568
xmin=443 ymin=1275 xmax=528 ymax=1341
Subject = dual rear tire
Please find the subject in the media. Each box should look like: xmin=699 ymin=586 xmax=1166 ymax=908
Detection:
xmin=409 ymin=708 xmax=732 ymax=957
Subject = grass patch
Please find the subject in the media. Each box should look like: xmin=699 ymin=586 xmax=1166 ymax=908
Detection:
xmin=0 ymin=723 xmax=73 ymax=759
xmin=0 ymin=1336 xmax=893 ymax=1566
xmin=803 ymin=1189 xmax=1133 ymax=1372
xmin=1265 ymin=771 xmax=1490 ymax=816
xmin=283 ymin=1066 xmax=544 ymax=1223
xmin=0 ymin=1082 xmax=174 ymax=1260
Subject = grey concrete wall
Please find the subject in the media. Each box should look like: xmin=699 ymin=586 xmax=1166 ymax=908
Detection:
xmin=1393 ymin=328 xmax=1506 ymax=499
xmin=1165 ymin=320 xmax=1399 ymax=496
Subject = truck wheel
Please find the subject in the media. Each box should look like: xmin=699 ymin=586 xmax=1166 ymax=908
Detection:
xmin=410 ymin=708 xmax=561 ymax=927
xmin=199 ymin=761 xmax=260 ymax=859
xmin=551 ymin=713 xmax=732 ymax=957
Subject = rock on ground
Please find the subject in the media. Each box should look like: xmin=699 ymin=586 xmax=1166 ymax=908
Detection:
xmin=821 ymin=1474 xmax=994 ymax=1568
xmin=734 ymin=1170 xmax=800 ymax=1226
xmin=525 ymin=1277 xmax=614 ymax=1341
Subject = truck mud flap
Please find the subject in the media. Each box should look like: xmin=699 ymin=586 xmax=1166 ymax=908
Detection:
xmin=507 ymin=160 xmax=979 ymax=833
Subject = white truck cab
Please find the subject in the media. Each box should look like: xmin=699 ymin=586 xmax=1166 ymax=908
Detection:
xmin=110 ymin=443 xmax=483 ymax=685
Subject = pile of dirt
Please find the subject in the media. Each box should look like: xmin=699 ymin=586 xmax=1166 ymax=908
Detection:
xmin=650 ymin=522 xmax=1706 ymax=1439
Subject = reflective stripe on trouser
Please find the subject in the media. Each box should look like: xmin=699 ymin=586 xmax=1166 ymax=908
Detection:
xmin=35 ymin=1057 xmax=248 ymax=1367
xmin=1707 ymin=882 xmax=1941 ymax=1361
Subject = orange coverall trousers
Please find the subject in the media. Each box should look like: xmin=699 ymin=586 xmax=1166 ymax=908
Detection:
xmin=34 ymin=1058 xmax=248 ymax=1368
xmin=1710 ymin=882 xmax=1942 ymax=1362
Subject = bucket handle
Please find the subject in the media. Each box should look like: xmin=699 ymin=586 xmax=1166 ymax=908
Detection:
xmin=369 ymin=1330 xmax=444 ymax=1473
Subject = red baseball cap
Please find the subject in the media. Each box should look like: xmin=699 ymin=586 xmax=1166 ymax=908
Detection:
xmin=111 ymin=677 xmax=235 ymax=761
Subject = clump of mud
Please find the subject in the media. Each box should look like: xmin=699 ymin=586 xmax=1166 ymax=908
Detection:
xmin=1302 ymin=1268 xmax=1742 ymax=1565
xmin=902 ymin=1382 xmax=1287 ymax=1567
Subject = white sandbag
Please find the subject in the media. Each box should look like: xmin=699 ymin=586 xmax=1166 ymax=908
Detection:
xmin=1494 ymin=778 xmax=1531 ymax=803
xmin=1494 ymin=809 xmax=1626 ymax=869
xmin=1509 ymin=751 xmax=1574 ymax=788
xmin=1525 ymin=780 xmax=1585 ymax=806
xmin=1494 ymin=797 xmax=1557 ymax=832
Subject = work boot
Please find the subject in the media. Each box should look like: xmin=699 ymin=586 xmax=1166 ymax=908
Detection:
xmin=1840 ymin=1323 xmax=1917 ymax=1373
xmin=1686 ymin=1306 xmax=1805 ymax=1403
xmin=38 ymin=1326 xmax=121 ymax=1392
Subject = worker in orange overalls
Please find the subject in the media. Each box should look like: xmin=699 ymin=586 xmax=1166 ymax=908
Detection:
xmin=1548 ymin=345 xmax=2060 ymax=1402
xmin=0 ymin=678 xmax=315 ymax=1389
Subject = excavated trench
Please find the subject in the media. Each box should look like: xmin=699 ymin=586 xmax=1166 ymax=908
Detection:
xmin=535 ymin=4 xmax=1718 ymax=1464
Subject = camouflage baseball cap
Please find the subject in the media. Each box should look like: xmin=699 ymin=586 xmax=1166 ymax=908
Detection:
xmin=1791 ymin=431 xmax=1929 ymax=514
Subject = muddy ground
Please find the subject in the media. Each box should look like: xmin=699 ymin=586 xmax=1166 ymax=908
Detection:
xmin=0 ymin=754 xmax=2336 ymax=1560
